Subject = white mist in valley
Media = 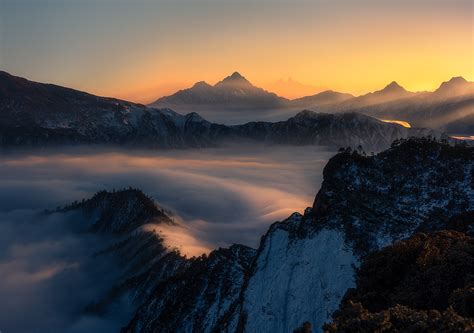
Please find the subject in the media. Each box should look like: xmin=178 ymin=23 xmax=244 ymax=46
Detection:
xmin=0 ymin=209 xmax=134 ymax=333
xmin=0 ymin=145 xmax=334 ymax=250
xmin=0 ymin=145 xmax=334 ymax=332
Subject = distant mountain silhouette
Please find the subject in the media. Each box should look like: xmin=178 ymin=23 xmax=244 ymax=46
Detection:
xmin=152 ymin=75 xmax=462 ymax=125
xmin=333 ymin=81 xmax=416 ymax=110
xmin=434 ymin=76 xmax=474 ymax=98
xmin=148 ymin=74 xmax=428 ymax=124
xmin=289 ymin=90 xmax=354 ymax=108
xmin=324 ymin=77 xmax=474 ymax=134
xmin=149 ymin=72 xmax=288 ymax=110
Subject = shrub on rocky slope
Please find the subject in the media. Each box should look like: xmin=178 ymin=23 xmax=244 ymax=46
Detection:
xmin=324 ymin=230 xmax=474 ymax=332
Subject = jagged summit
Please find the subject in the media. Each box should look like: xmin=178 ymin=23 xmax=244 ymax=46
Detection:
xmin=368 ymin=81 xmax=409 ymax=97
xmin=58 ymin=188 xmax=175 ymax=233
xmin=192 ymin=81 xmax=212 ymax=89
xmin=150 ymin=71 xmax=287 ymax=110
xmin=443 ymin=76 xmax=468 ymax=85
xmin=224 ymin=71 xmax=246 ymax=81
xmin=215 ymin=71 xmax=252 ymax=88
xmin=312 ymin=137 xmax=474 ymax=253
xmin=380 ymin=81 xmax=406 ymax=93
xmin=435 ymin=76 xmax=473 ymax=97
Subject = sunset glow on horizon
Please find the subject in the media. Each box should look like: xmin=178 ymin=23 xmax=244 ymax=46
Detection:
xmin=1 ymin=0 xmax=472 ymax=103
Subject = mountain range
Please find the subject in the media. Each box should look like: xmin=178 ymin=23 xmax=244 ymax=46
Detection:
xmin=0 ymin=71 xmax=438 ymax=152
xmin=151 ymin=72 xmax=288 ymax=109
xmin=38 ymin=138 xmax=473 ymax=332
xmin=150 ymin=72 xmax=474 ymax=131
xmin=326 ymin=76 xmax=474 ymax=135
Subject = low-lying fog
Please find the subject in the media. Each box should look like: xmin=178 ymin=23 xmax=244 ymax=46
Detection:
xmin=0 ymin=145 xmax=334 ymax=332
xmin=1 ymin=145 xmax=334 ymax=249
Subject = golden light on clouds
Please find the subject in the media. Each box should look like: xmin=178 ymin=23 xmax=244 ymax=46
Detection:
xmin=380 ymin=120 xmax=412 ymax=128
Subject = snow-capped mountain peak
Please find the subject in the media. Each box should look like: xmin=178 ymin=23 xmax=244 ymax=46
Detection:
xmin=214 ymin=71 xmax=251 ymax=87
xmin=380 ymin=81 xmax=406 ymax=94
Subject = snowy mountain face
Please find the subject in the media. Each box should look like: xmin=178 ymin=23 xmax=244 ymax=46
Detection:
xmin=311 ymin=137 xmax=474 ymax=253
xmin=117 ymin=138 xmax=472 ymax=333
xmin=236 ymin=139 xmax=473 ymax=333
xmin=149 ymin=74 xmax=412 ymax=112
xmin=123 ymin=244 xmax=256 ymax=333
xmin=0 ymin=71 xmax=439 ymax=152
xmin=238 ymin=213 xmax=358 ymax=333
xmin=21 ymin=139 xmax=472 ymax=332
xmin=150 ymin=72 xmax=288 ymax=110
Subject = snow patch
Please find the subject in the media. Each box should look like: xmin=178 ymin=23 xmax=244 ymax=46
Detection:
xmin=242 ymin=227 xmax=358 ymax=332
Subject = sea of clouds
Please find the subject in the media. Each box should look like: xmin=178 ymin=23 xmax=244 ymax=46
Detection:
xmin=0 ymin=144 xmax=334 ymax=332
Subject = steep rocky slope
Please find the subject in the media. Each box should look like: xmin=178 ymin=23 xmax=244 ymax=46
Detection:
xmin=45 ymin=189 xmax=258 ymax=332
xmin=51 ymin=189 xmax=188 ymax=313
xmin=124 ymin=245 xmax=256 ymax=333
xmin=324 ymin=230 xmax=474 ymax=332
xmin=122 ymin=138 xmax=473 ymax=333
xmin=26 ymin=138 xmax=473 ymax=332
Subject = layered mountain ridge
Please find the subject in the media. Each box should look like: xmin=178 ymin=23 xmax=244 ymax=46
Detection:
xmin=0 ymin=71 xmax=438 ymax=152
xmin=149 ymin=71 xmax=474 ymax=131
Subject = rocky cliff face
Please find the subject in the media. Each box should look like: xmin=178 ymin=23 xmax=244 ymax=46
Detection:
xmin=48 ymin=189 xmax=257 ymax=332
xmin=311 ymin=137 xmax=474 ymax=254
xmin=123 ymin=245 xmax=256 ymax=333
xmin=119 ymin=138 xmax=472 ymax=333
xmin=237 ymin=213 xmax=358 ymax=333
xmin=50 ymin=139 xmax=472 ymax=333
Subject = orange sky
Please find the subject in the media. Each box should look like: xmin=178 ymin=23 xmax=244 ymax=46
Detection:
xmin=1 ymin=1 xmax=472 ymax=103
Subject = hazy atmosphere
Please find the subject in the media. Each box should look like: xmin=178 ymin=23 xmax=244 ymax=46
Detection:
xmin=0 ymin=146 xmax=333 ymax=332
xmin=1 ymin=0 xmax=472 ymax=102
xmin=0 ymin=146 xmax=334 ymax=249
xmin=1 ymin=0 xmax=472 ymax=332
